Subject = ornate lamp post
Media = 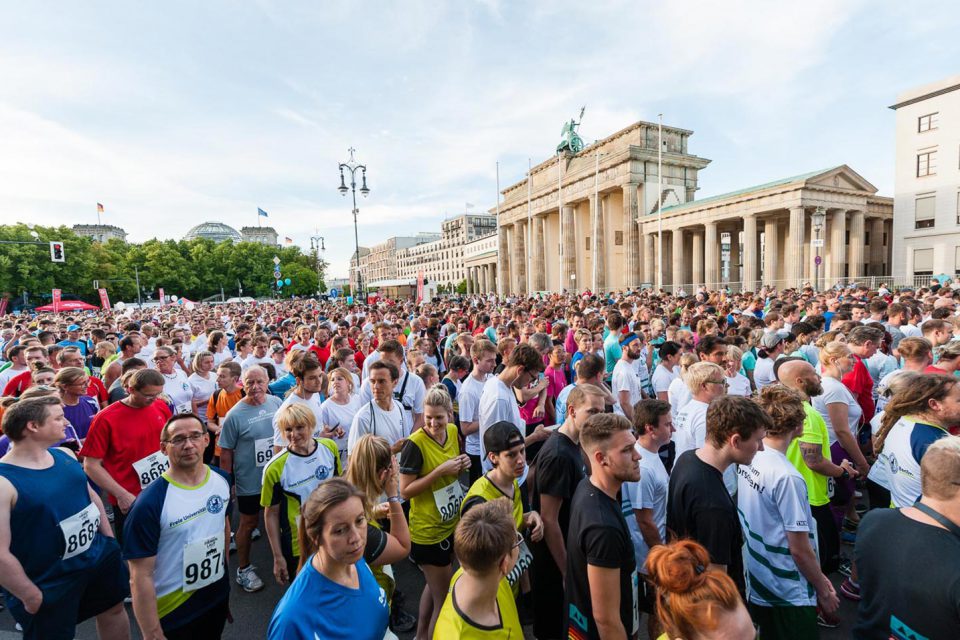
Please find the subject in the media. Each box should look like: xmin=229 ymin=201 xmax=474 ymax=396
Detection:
xmin=338 ymin=148 xmax=370 ymax=301
xmin=812 ymin=206 xmax=826 ymax=291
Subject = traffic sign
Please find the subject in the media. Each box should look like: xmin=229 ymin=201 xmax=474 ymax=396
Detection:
xmin=273 ymin=256 xmax=281 ymax=265
xmin=812 ymin=239 xmax=824 ymax=248
xmin=329 ymin=288 xmax=339 ymax=298
xmin=276 ymin=280 xmax=283 ymax=287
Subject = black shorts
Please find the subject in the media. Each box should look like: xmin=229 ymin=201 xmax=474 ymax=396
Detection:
xmin=237 ymin=494 xmax=262 ymax=516
xmin=410 ymin=533 xmax=454 ymax=567
xmin=8 ymin=540 xmax=128 ymax=640
xmin=638 ymin=575 xmax=656 ymax=614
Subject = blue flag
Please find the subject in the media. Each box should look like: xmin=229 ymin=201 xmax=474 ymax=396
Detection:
xmin=258 ymin=207 xmax=269 ymax=218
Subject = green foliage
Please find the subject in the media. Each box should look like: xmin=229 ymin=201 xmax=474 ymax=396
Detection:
xmin=455 ymin=279 xmax=467 ymax=295
xmin=0 ymin=224 xmax=327 ymax=305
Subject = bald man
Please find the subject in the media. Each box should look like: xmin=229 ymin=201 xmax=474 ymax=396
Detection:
xmin=778 ymin=359 xmax=857 ymax=575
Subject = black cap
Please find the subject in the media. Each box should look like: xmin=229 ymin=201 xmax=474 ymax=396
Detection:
xmin=483 ymin=421 xmax=524 ymax=454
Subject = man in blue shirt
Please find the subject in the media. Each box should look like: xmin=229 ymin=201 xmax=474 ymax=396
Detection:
xmin=57 ymin=324 xmax=88 ymax=357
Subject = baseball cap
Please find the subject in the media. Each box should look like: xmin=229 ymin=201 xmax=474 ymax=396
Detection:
xmin=270 ymin=344 xmax=285 ymax=353
xmin=760 ymin=332 xmax=786 ymax=349
xmin=67 ymin=324 xmax=80 ymax=332
xmin=483 ymin=421 xmax=524 ymax=455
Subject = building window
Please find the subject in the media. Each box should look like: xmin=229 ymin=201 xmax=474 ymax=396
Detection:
xmin=917 ymin=150 xmax=937 ymax=177
xmin=615 ymin=231 xmax=624 ymax=246
xmin=585 ymin=236 xmax=591 ymax=250
xmin=957 ymin=192 xmax=960 ymax=225
xmin=915 ymin=194 xmax=936 ymax=229
xmin=955 ymin=247 xmax=960 ymax=276
xmin=918 ymin=112 xmax=938 ymax=132
xmin=914 ymin=247 xmax=934 ymax=276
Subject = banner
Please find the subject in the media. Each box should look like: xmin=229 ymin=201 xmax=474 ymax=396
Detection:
xmin=98 ymin=288 xmax=111 ymax=310
xmin=0 ymin=296 xmax=8 ymax=316
xmin=52 ymin=288 xmax=62 ymax=313
xmin=416 ymin=270 xmax=424 ymax=303
xmin=158 ymin=287 xmax=165 ymax=306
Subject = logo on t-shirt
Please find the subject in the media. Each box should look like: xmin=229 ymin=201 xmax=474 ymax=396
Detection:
xmin=314 ymin=465 xmax=331 ymax=481
xmin=206 ymin=494 xmax=225 ymax=515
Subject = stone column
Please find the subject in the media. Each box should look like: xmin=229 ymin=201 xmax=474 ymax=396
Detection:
xmin=704 ymin=222 xmax=718 ymax=287
xmin=643 ymin=232 xmax=655 ymax=285
xmin=672 ymin=228 xmax=685 ymax=290
xmin=788 ymin=207 xmax=805 ymax=288
xmin=592 ymin=195 xmax=606 ymax=291
xmin=848 ymin=210 xmax=865 ymax=281
xmin=869 ymin=218 xmax=885 ymax=276
xmin=466 ymin=267 xmax=474 ymax=294
xmin=728 ymin=228 xmax=741 ymax=285
xmin=481 ymin=264 xmax=489 ymax=294
xmin=829 ymin=209 xmax=847 ymax=285
xmin=622 ymin=184 xmax=640 ymax=288
xmin=763 ymin=218 xmax=778 ymax=287
xmin=531 ymin=216 xmax=546 ymax=291
xmin=742 ymin=214 xmax=758 ymax=291
xmin=497 ymin=225 xmax=510 ymax=295
xmin=692 ymin=230 xmax=704 ymax=286
xmin=561 ymin=206 xmax=576 ymax=291
xmin=513 ymin=222 xmax=526 ymax=295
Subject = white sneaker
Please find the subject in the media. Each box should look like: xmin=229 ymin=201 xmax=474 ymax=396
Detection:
xmin=251 ymin=527 xmax=262 ymax=541
xmin=229 ymin=532 xmax=237 ymax=553
xmin=236 ymin=565 xmax=264 ymax=592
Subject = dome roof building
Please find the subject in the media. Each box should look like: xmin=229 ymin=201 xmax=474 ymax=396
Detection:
xmin=183 ymin=222 xmax=242 ymax=243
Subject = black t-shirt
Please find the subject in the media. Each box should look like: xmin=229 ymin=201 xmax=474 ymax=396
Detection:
xmin=853 ymin=508 xmax=960 ymax=639
xmin=531 ymin=431 xmax=587 ymax=535
xmin=564 ymin=477 xmax=638 ymax=639
xmin=666 ymin=449 xmax=745 ymax=595
xmin=363 ymin=523 xmax=387 ymax=564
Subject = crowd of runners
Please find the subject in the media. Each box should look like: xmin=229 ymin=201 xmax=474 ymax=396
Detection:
xmin=0 ymin=282 xmax=958 ymax=639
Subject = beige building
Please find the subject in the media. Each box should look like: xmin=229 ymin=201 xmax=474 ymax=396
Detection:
xmin=397 ymin=214 xmax=496 ymax=289
xmin=363 ymin=233 xmax=439 ymax=288
xmin=240 ymin=226 xmax=279 ymax=246
xmin=73 ymin=224 xmax=128 ymax=243
xmin=495 ymin=120 xmax=892 ymax=293
xmin=348 ymin=247 xmax=371 ymax=294
xmin=891 ymin=75 xmax=960 ymax=285
xmin=463 ymin=231 xmax=499 ymax=294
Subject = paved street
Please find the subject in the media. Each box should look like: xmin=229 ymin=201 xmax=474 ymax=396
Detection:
xmin=0 ymin=509 xmax=859 ymax=639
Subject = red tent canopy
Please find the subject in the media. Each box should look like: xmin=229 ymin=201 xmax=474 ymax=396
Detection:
xmin=35 ymin=300 xmax=99 ymax=312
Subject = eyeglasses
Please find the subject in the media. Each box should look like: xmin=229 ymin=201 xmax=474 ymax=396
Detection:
xmin=164 ymin=432 xmax=205 ymax=447
xmin=512 ymin=530 xmax=524 ymax=550
xmin=708 ymin=379 xmax=729 ymax=387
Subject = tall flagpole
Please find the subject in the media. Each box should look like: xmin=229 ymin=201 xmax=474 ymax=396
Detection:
xmin=526 ymin=158 xmax=532 ymax=295
xmin=657 ymin=114 xmax=663 ymax=291
xmin=496 ymin=162 xmax=503 ymax=297
xmin=593 ymin=149 xmax=600 ymax=293
xmin=558 ymin=153 xmax=564 ymax=292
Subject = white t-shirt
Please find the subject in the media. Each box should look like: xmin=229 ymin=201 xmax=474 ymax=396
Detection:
xmin=272 ymin=392 xmax=325 ymax=446
xmin=725 ymin=373 xmax=752 ymax=397
xmin=651 ymin=364 xmax=677 ymax=396
xmin=753 ymin=357 xmax=777 ymax=390
xmin=319 ymin=395 xmax=362 ymax=467
xmin=161 ymin=370 xmax=194 ymax=415
xmin=187 ymin=372 xmax=217 ymax=415
xmin=0 ymin=366 xmax=26 ymax=390
xmin=612 ymin=359 xmax=643 ymax=417
xmin=478 ymin=376 xmax=528 ymax=484
xmin=736 ymin=447 xmax=816 ymax=607
xmin=673 ymin=399 xmax=709 ymax=457
xmin=622 ymin=442 xmax=669 ymax=573
xmin=458 ymin=373 xmax=489 ymax=456
xmin=359 ymin=370 xmax=424 ymax=437
xmin=900 ymin=323 xmax=922 ymax=338
xmin=348 ymin=399 xmax=406 ymax=452
xmin=241 ymin=354 xmax=274 ymax=372
xmin=812 ymin=377 xmax=862 ymax=445
xmin=667 ymin=377 xmax=692 ymax=419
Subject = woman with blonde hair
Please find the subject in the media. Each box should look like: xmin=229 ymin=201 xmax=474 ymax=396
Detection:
xmin=667 ymin=353 xmax=700 ymax=419
xmin=188 ymin=350 xmax=216 ymax=418
xmin=319 ymin=367 xmax=362 ymax=469
xmin=55 ymin=366 xmax=99 ymax=440
xmin=723 ymin=346 xmax=752 ymax=397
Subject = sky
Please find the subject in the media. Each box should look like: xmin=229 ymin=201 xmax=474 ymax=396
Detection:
xmin=1 ymin=1 xmax=959 ymax=277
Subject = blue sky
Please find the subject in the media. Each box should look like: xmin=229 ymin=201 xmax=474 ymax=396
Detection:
xmin=1 ymin=1 xmax=959 ymax=277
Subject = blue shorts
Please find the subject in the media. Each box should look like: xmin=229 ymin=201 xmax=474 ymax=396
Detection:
xmin=7 ymin=539 xmax=128 ymax=640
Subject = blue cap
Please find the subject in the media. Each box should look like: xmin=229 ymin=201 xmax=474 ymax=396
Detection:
xmin=67 ymin=324 xmax=80 ymax=332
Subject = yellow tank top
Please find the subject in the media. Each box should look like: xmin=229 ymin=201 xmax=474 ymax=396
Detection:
xmin=433 ymin=568 xmax=523 ymax=639
xmin=407 ymin=423 xmax=462 ymax=545
xmin=462 ymin=473 xmax=523 ymax=530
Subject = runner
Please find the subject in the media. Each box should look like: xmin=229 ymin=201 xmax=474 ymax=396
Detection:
xmin=187 ymin=350 xmax=217 ymax=417
xmin=1 ymin=345 xmax=47 ymax=397
xmin=271 ymin=354 xmax=327 ymax=448
xmin=218 ymin=365 xmax=283 ymax=593
xmin=102 ymin=335 xmax=142 ymax=390
xmin=124 ymin=413 xmax=232 ymax=640
xmin=55 ymin=366 xmax=100 ymax=440
xmin=261 ymin=403 xmax=341 ymax=585
xmin=0 ymin=396 xmax=128 ymax=640
xmin=612 ymin=332 xmax=645 ymax=422
xmin=81 ymin=369 xmax=172 ymax=540
xmin=433 ymin=499 xmax=523 ymax=639
xmin=564 ymin=413 xmax=641 ymax=640
xmin=348 ymin=361 xmax=407 ymax=456
xmin=399 ymin=385 xmax=467 ymax=640
xmin=359 ymin=339 xmax=425 ymax=436
xmin=155 ymin=346 xmax=194 ymax=415
xmin=267 ymin=479 xmax=390 ymax=640
xmin=318 ymin=367 xmax=361 ymax=469
xmin=459 ymin=339 xmax=497 ymax=484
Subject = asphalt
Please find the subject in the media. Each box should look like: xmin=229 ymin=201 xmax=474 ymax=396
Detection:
xmin=0 ymin=514 xmax=859 ymax=639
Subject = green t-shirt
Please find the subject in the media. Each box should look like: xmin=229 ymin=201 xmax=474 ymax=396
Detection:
xmin=786 ymin=401 xmax=831 ymax=506
xmin=603 ymin=333 xmax=622 ymax=375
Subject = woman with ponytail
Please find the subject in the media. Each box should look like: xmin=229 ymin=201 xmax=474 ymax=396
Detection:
xmin=645 ymin=540 xmax=753 ymax=640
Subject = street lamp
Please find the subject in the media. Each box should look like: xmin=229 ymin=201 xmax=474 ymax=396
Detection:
xmin=812 ymin=206 xmax=826 ymax=291
xmin=310 ymin=234 xmax=326 ymax=298
xmin=338 ymin=148 xmax=369 ymax=302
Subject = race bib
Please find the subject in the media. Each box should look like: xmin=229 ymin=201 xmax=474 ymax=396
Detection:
xmin=254 ymin=437 xmax=274 ymax=467
xmin=175 ymin=402 xmax=192 ymax=415
xmin=133 ymin=452 xmax=170 ymax=489
xmin=60 ymin=502 xmax=100 ymax=560
xmin=505 ymin=540 xmax=533 ymax=586
xmin=182 ymin=534 xmax=225 ymax=592
xmin=827 ymin=477 xmax=836 ymax=499
xmin=433 ymin=481 xmax=464 ymax=523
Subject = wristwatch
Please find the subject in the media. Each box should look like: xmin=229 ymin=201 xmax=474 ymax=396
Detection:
xmin=839 ymin=468 xmax=850 ymax=480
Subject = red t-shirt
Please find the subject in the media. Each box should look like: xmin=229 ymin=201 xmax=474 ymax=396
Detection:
xmin=354 ymin=350 xmax=366 ymax=370
xmin=925 ymin=364 xmax=949 ymax=375
xmin=841 ymin=355 xmax=875 ymax=426
xmin=79 ymin=400 xmax=172 ymax=504
xmin=2 ymin=371 xmax=31 ymax=397
xmin=86 ymin=376 xmax=108 ymax=406
xmin=309 ymin=343 xmax=331 ymax=369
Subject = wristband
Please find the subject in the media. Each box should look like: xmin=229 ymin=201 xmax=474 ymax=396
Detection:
xmin=839 ymin=468 xmax=850 ymax=480
xmin=388 ymin=495 xmax=402 ymax=503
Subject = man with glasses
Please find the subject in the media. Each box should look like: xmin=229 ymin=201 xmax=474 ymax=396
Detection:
xmin=82 ymin=369 xmax=171 ymax=541
xmin=125 ymin=413 xmax=232 ymax=639
xmin=673 ymin=363 xmax=728 ymax=469
xmin=218 ymin=366 xmax=282 ymax=593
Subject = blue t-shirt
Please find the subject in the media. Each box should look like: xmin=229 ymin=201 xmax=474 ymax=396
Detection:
xmin=268 ymin=556 xmax=389 ymax=640
xmin=57 ymin=339 xmax=88 ymax=356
